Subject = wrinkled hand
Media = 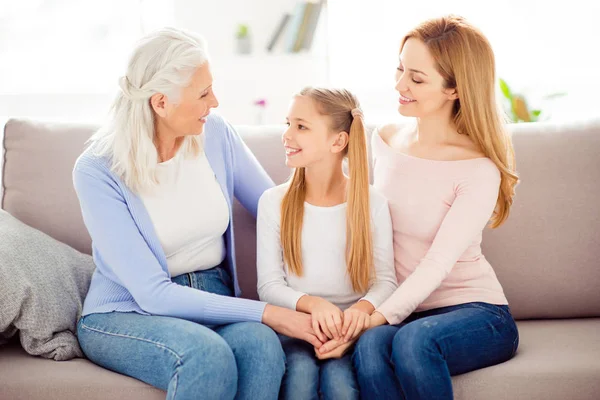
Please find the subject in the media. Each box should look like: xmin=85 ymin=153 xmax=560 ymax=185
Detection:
xmin=262 ymin=304 xmax=323 ymax=349
xmin=341 ymin=308 xmax=370 ymax=342
xmin=308 ymin=297 xmax=344 ymax=342
xmin=315 ymin=337 xmax=358 ymax=360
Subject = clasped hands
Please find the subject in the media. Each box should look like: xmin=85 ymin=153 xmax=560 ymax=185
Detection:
xmin=304 ymin=296 xmax=370 ymax=360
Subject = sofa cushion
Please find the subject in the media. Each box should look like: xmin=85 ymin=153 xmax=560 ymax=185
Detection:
xmin=0 ymin=209 xmax=95 ymax=360
xmin=228 ymin=125 xmax=288 ymax=299
xmin=1 ymin=319 xmax=598 ymax=400
xmin=1 ymin=119 xmax=95 ymax=255
xmin=0 ymin=342 xmax=164 ymax=400
xmin=452 ymin=318 xmax=600 ymax=400
xmin=482 ymin=119 xmax=600 ymax=319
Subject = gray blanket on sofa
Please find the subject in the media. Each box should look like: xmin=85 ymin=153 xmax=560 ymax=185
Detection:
xmin=0 ymin=209 xmax=95 ymax=360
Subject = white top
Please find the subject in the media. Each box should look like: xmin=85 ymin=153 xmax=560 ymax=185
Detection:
xmin=256 ymin=184 xmax=398 ymax=311
xmin=141 ymin=151 xmax=229 ymax=277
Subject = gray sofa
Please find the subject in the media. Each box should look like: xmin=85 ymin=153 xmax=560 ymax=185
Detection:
xmin=1 ymin=117 xmax=599 ymax=400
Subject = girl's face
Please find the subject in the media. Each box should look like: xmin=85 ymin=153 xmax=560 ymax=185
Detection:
xmin=282 ymin=95 xmax=347 ymax=169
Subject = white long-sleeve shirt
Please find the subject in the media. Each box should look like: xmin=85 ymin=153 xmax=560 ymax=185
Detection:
xmin=257 ymin=184 xmax=397 ymax=311
xmin=141 ymin=151 xmax=229 ymax=277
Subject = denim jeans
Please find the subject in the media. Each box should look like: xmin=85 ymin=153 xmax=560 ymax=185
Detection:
xmin=77 ymin=264 xmax=285 ymax=400
xmin=353 ymin=302 xmax=519 ymax=400
xmin=278 ymin=335 xmax=359 ymax=400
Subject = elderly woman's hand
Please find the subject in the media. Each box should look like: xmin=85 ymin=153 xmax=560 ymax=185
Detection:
xmin=262 ymin=304 xmax=323 ymax=349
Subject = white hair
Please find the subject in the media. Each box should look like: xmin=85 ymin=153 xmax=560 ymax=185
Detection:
xmin=90 ymin=27 xmax=210 ymax=193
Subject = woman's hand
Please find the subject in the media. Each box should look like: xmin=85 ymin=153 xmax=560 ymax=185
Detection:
xmin=314 ymin=301 xmax=378 ymax=357
xmin=315 ymin=337 xmax=358 ymax=360
xmin=341 ymin=308 xmax=370 ymax=342
xmin=262 ymin=304 xmax=323 ymax=349
xmin=297 ymin=295 xmax=344 ymax=342
xmin=369 ymin=311 xmax=388 ymax=328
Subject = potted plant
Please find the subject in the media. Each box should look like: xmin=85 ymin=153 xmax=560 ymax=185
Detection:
xmin=236 ymin=24 xmax=252 ymax=55
xmin=499 ymin=78 xmax=566 ymax=123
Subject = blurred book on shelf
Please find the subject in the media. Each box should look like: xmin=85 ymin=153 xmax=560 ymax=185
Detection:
xmin=266 ymin=1 xmax=324 ymax=53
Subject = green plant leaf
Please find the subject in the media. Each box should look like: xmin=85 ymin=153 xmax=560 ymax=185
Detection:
xmin=499 ymin=78 xmax=512 ymax=100
xmin=236 ymin=24 xmax=249 ymax=38
xmin=532 ymin=109 xmax=542 ymax=117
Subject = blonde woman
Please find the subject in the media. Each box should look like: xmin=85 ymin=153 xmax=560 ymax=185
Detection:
xmin=73 ymin=28 xmax=323 ymax=400
xmin=346 ymin=15 xmax=521 ymax=400
xmin=257 ymin=87 xmax=397 ymax=400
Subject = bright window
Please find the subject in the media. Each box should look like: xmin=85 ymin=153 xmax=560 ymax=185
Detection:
xmin=0 ymin=0 xmax=174 ymax=94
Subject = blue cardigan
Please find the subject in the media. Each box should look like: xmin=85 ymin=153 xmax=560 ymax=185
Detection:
xmin=73 ymin=114 xmax=274 ymax=325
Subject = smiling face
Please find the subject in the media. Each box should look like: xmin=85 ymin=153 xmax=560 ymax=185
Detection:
xmin=152 ymin=62 xmax=219 ymax=137
xmin=282 ymin=95 xmax=347 ymax=169
xmin=395 ymin=38 xmax=458 ymax=119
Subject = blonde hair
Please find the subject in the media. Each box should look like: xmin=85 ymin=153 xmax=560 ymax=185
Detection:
xmin=280 ymin=87 xmax=373 ymax=292
xmin=402 ymin=15 xmax=519 ymax=227
xmin=90 ymin=27 xmax=209 ymax=193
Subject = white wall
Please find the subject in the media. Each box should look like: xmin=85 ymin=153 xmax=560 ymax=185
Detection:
xmin=0 ymin=0 xmax=159 ymax=123
xmin=173 ymin=0 xmax=329 ymax=125
xmin=327 ymin=0 xmax=600 ymax=124
xmin=0 ymin=0 xmax=330 ymax=126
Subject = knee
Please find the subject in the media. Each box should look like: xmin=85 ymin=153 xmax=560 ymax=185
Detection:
xmin=281 ymin=346 xmax=319 ymax=399
xmin=181 ymin=338 xmax=237 ymax=398
xmin=353 ymin=327 xmax=392 ymax=377
xmin=391 ymin=324 xmax=438 ymax=372
xmin=320 ymin=378 xmax=359 ymax=400
xmin=280 ymin=337 xmax=319 ymax=378
xmin=320 ymin=361 xmax=359 ymax=400
xmin=237 ymin=323 xmax=285 ymax=376
xmin=355 ymin=327 xmax=389 ymax=355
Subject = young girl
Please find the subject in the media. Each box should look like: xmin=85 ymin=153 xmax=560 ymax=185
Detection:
xmin=350 ymin=15 xmax=521 ymax=400
xmin=256 ymin=87 xmax=397 ymax=400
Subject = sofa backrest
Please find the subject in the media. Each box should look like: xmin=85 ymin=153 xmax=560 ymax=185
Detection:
xmin=2 ymin=117 xmax=599 ymax=320
xmin=1 ymin=119 xmax=96 ymax=255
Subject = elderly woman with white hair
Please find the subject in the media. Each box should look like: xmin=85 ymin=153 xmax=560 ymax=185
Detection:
xmin=73 ymin=28 xmax=321 ymax=399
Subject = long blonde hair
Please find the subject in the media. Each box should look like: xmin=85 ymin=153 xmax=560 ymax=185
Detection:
xmin=402 ymin=15 xmax=519 ymax=227
xmin=280 ymin=87 xmax=372 ymax=293
xmin=90 ymin=27 xmax=208 ymax=194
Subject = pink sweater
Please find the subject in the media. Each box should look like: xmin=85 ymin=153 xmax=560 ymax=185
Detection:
xmin=372 ymin=130 xmax=508 ymax=325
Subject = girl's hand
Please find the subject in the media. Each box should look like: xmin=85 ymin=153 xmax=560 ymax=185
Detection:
xmin=299 ymin=296 xmax=344 ymax=342
xmin=315 ymin=337 xmax=358 ymax=360
xmin=341 ymin=308 xmax=370 ymax=342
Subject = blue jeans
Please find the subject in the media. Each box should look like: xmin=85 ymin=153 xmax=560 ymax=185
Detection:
xmin=278 ymin=335 xmax=359 ymax=400
xmin=353 ymin=302 xmax=519 ymax=400
xmin=77 ymin=265 xmax=285 ymax=400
